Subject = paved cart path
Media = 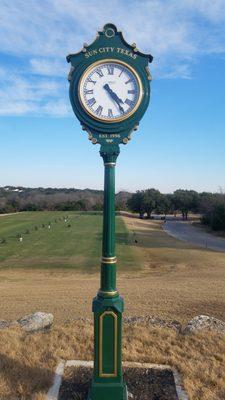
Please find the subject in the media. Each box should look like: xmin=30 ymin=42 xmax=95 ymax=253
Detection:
xmin=163 ymin=220 xmax=225 ymax=253
xmin=0 ymin=212 xmax=22 ymax=217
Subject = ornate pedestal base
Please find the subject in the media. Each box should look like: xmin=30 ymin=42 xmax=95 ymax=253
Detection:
xmin=87 ymin=294 xmax=127 ymax=400
xmin=88 ymin=382 xmax=127 ymax=400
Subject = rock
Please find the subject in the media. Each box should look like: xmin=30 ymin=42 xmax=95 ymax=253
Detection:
xmin=0 ymin=320 xmax=19 ymax=329
xmin=183 ymin=315 xmax=225 ymax=334
xmin=0 ymin=320 xmax=10 ymax=329
xmin=124 ymin=315 xmax=182 ymax=332
xmin=17 ymin=312 xmax=53 ymax=332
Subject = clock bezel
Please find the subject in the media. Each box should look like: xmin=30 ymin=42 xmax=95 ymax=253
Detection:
xmin=78 ymin=59 xmax=144 ymax=123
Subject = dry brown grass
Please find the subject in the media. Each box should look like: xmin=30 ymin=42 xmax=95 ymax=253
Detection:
xmin=1 ymin=216 xmax=225 ymax=399
xmin=122 ymin=216 xmax=225 ymax=322
xmin=0 ymin=322 xmax=92 ymax=400
xmin=125 ymin=325 xmax=225 ymax=400
xmin=0 ymin=322 xmax=225 ymax=400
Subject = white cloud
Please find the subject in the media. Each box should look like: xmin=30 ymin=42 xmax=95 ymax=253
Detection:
xmin=0 ymin=66 xmax=7 ymax=78
xmin=0 ymin=67 xmax=70 ymax=116
xmin=42 ymin=99 xmax=71 ymax=117
xmin=30 ymin=58 xmax=66 ymax=77
xmin=0 ymin=101 xmax=36 ymax=116
xmin=181 ymin=0 xmax=225 ymax=22
xmin=1 ymin=0 xmax=225 ymax=58
xmin=155 ymin=63 xmax=192 ymax=80
xmin=0 ymin=0 xmax=225 ymax=116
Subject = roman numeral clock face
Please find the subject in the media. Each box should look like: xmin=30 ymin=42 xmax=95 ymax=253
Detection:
xmin=78 ymin=60 xmax=143 ymax=122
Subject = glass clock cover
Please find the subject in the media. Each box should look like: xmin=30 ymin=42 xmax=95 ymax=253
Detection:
xmin=78 ymin=60 xmax=143 ymax=122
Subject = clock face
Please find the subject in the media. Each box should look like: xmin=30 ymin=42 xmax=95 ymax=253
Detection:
xmin=78 ymin=60 xmax=143 ymax=122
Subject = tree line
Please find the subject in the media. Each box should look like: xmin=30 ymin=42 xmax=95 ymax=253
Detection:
xmin=0 ymin=187 xmax=129 ymax=214
xmin=1 ymin=186 xmax=225 ymax=232
xmin=127 ymin=189 xmax=225 ymax=231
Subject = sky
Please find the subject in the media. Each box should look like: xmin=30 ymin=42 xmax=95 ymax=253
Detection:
xmin=0 ymin=0 xmax=225 ymax=193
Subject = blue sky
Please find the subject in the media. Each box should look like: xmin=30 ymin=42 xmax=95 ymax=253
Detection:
xmin=0 ymin=0 xmax=225 ymax=193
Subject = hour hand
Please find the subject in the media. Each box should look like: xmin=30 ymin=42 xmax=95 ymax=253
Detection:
xmin=103 ymin=84 xmax=123 ymax=104
xmin=103 ymin=84 xmax=124 ymax=113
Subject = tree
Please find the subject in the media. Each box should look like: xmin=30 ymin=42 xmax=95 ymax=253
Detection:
xmin=92 ymin=202 xmax=103 ymax=211
xmin=210 ymin=203 xmax=225 ymax=230
xmin=127 ymin=189 xmax=162 ymax=218
xmin=155 ymin=193 xmax=172 ymax=216
xmin=21 ymin=203 xmax=40 ymax=211
xmin=143 ymin=188 xmax=161 ymax=218
xmin=127 ymin=191 xmax=145 ymax=218
xmin=201 ymin=193 xmax=225 ymax=231
xmin=172 ymin=189 xmax=199 ymax=220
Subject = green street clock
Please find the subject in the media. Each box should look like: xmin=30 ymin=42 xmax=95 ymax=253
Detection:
xmin=67 ymin=23 xmax=153 ymax=400
xmin=67 ymin=23 xmax=152 ymax=146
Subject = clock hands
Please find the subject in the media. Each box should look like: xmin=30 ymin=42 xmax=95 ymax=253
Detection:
xmin=103 ymin=84 xmax=123 ymax=104
xmin=103 ymin=84 xmax=124 ymax=114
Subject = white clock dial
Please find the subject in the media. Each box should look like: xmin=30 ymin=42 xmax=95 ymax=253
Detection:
xmin=78 ymin=60 xmax=143 ymax=122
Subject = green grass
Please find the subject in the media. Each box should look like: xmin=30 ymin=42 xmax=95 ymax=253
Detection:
xmin=0 ymin=212 xmax=139 ymax=270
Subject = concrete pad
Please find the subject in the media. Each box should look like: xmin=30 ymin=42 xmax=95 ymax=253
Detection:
xmin=46 ymin=360 xmax=65 ymax=400
xmin=47 ymin=359 xmax=188 ymax=400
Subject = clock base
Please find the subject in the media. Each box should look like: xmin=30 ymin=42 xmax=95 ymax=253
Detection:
xmin=87 ymin=381 xmax=128 ymax=400
xmin=89 ymin=293 xmax=127 ymax=400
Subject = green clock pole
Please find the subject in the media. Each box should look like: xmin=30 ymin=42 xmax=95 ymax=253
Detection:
xmin=88 ymin=144 xmax=127 ymax=400
xmin=66 ymin=22 xmax=153 ymax=400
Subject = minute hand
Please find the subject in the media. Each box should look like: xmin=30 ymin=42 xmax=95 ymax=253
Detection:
xmin=103 ymin=84 xmax=124 ymax=114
